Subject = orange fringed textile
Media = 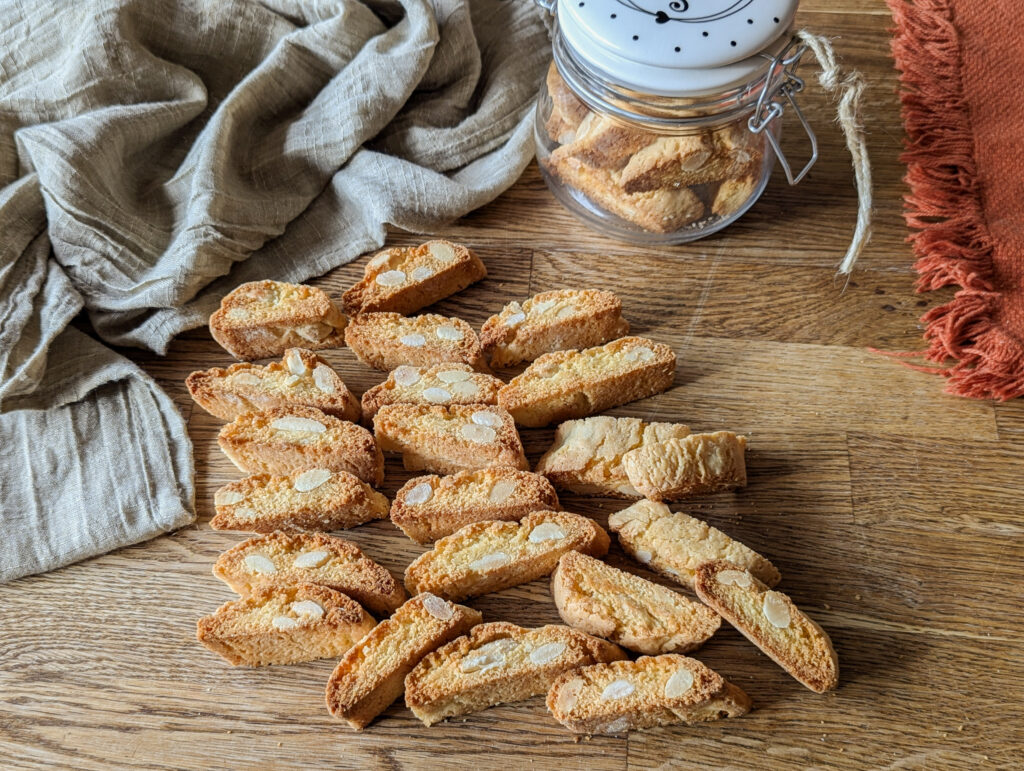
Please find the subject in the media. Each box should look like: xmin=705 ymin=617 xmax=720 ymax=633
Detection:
xmin=882 ymin=0 xmax=1024 ymax=399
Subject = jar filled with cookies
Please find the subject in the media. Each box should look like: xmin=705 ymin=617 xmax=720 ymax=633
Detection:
xmin=534 ymin=0 xmax=819 ymax=244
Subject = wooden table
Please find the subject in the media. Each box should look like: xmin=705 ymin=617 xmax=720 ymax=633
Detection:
xmin=3 ymin=2 xmax=1022 ymax=769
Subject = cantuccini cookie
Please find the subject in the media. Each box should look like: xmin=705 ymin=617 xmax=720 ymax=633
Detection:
xmin=535 ymin=416 xmax=691 ymax=497
xmin=325 ymin=593 xmax=482 ymax=730
xmin=196 ymin=583 xmax=375 ymax=667
xmin=344 ymin=312 xmax=488 ymax=372
xmin=373 ymin=404 xmax=527 ymax=475
xmin=621 ymin=431 xmax=747 ymax=501
xmin=545 ymin=152 xmax=705 ymax=233
xmin=209 ymin=280 xmax=347 ymax=360
xmin=546 ymin=655 xmax=751 ymax=735
xmin=561 ymin=113 xmax=653 ymax=170
xmin=544 ymin=62 xmax=589 ymax=145
xmin=712 ymin=175 xmax=760 ymax=219
xmin=391 ymin=468 xmax=560 ymax=544
xmin=404 ymin=622 xmax=626 ymax=726
xmin=608 ymin=500 xmax=780 ymax=590
xmin=405 ymin=511 xmax=610 ymax=602
xmin=479 ymin=289 xmax=630 ymax=369
xmin=217 ymin=406 xmax=383 ymax=486
xmin=213 ymin=531 xmax=406 ymax=616
xmin=360 ymin=363 xmax=503 ymax=421
xmin=498 ymin=337 xmax=676 ymax=428
xmin=694 ymin=560 xmax=839 ymax=693
xmin=186 ymin=348 xmax=360 ymax=423
xmin=342 ymin=240 xmax=486 ymax=317
xmin=551 ymin=551 xmax=720 ymax=655
xmin=210 ymin=469 xmax=389 ymax=533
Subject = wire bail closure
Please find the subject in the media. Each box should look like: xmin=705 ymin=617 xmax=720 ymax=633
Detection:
xmin=749 ymin=37 xmax=818 ymax=185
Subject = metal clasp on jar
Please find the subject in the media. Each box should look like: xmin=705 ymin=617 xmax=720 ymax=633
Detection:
xmin=748 ymin=37 xmax=818 ymax=185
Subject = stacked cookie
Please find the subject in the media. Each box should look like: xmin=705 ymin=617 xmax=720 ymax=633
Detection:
xmin=187 ymin=239 xmax=838 ymax=736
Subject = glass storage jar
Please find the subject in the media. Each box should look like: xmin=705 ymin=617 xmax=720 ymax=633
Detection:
xmin=535 ymin=0 xmax=817 ymax=244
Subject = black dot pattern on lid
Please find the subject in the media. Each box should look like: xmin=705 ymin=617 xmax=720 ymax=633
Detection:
xmin=702 ymin=31 xmax=708 ymax=37
xmin=774 ymin=16 xmax=780 ymax=23
xmin=610 ymin=13 xmax=616 ymax=18
xmin=632 ymin=34 xmax=639 ymax=40
xmin=730 ymin=40 xmax=737 ymax=46
xmin=747 ymin=18 xmax=754 ymax=24
xmin=674 ymin=46 xmax=680 ymax=52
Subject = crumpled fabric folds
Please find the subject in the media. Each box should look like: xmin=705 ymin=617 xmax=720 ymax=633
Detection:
xmin=0 ymin=0 xmax=550 ymax=582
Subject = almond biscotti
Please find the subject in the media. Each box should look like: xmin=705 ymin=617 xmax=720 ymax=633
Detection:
xmin=217 ymin=406 xmax=384 ymax=486
xmin=551 ymin=551 xmax=719 ymax=655
xmin=210 ymin=469 xmax=389 ymax=533
xmin=620 ymin=431 xmax=747 ymax=501
xmin=535 ymin=416 xmax=691 ymax=497
xmin=196 ymin=583 xmax=375 ymax=667
xmin=694 ymin=560 xmax=839 ymax=693
xmin=342 ymin=240 xmax=486 ymax=317
xmin=544 ymin=62 xmax=589 ymax=144
xmin=391 ymin=468 xmax=560 ymax=544
xmin=405 ymin=511 xmax=610 ymax=602
xmin=209 ymin=280 xmax=347 ymax=360
xmin=498 ymin=336 xmax=675 ymax=428
xmin=546 ymin=654 xmax=751 ymax=735
xmin=360 ymin=363 xmax=503 ymax=421
xmin=344 ymin=312 xmax=488 ymax=372
xmin=479 ymin=289 xmax=630 ymax=369
xmin=545 ymin=152 xmax=705 ymax=233
xmin=608 ymin=500 xmax=780 ymax=590
xmin=373 ymin=404 xmax=527 ymax=475
xmin=325 ymin=593 xmax=482 ymax=730
xmin=186 ymin=348 xmax=360 ymax=422
xmin=404 ymin=622 xmax=626 ymax=726
xmin=213 ymin=531 xmax=406 ymax=616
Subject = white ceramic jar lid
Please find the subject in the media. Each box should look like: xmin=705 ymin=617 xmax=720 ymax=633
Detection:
xmin=557 ymin=0 xmax=799 ymax=96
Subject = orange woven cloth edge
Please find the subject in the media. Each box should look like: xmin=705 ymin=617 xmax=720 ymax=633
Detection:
xmin=882 ymin=0 xmax=1024 ymax=399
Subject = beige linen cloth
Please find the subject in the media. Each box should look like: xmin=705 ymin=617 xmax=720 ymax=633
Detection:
xmin=0 ymin=0 xmax=550 ymax=582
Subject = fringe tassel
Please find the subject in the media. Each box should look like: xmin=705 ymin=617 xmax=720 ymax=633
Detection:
xmin=882 ymin=0 xmax=1024 ymax=400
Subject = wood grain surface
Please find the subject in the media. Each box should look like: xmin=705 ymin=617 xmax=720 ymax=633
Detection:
xmin=2 ymin=3 xmax=1023 ymax=769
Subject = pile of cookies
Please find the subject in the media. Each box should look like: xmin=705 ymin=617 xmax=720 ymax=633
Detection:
xmin=188 ymin=239 xmax=837 ymax=736
xmin=540 ymin=63 xmax=765 ymax=234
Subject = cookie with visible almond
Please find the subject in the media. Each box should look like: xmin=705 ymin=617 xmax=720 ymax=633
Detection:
xmin=405 ymin=510 xmax=609 ymax=602
xmin=551 ymin=551 xmax=720 ymax=655
xmin=373 ymin=403 xmax=527 ymax=476
xmin=608 ymin=500 xmax=780 ymax=590
xmin=196 ymin=583 xmax=375 ymax=667
xmin=210 ymin=469 xmax=389 ymax=533
xmin=391 ymin=468 xmax=560 ymax=544
xmin=217 ymin=406 xmax=383 ymax=486
xmin=405 ymin=622 xmax=626 ymax=726
xmin=546 ymin=654 xmax=751 ymax=735
xmin=620 ymin=431 xmax=747 ymax=501
xmin=479 ymin=289 xmax=630 ymax=369
xmin=342 ymin=240 xmax=486 ymax=317
xmin=694 ymin=560 xmax=839 ymax=693
xmin=497 ymin=336 xmax=676 ymax=428
xmin=535 ymin=416 xmax=691 ymax=497
xmin=212 ymin=531 xmax=406 ymax=616
xmin=344 ymin=312 xmax=488 ymax=372
xmin=360 ymin=363 xmax=503 ymax=421
xmin=186 ymin=348 xmax=359 ymax=422
xmin=209 ymin=280 xmax=347 ymax=360
xmin=325 ymin=593 xmax=482 ymax=730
